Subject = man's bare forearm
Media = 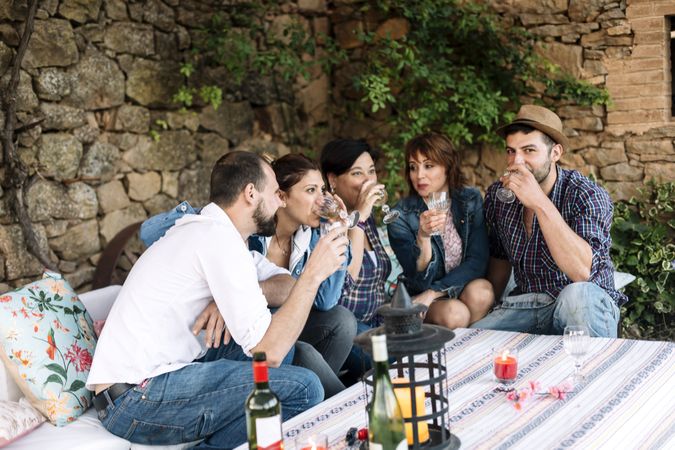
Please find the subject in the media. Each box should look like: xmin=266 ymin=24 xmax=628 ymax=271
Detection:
xmin=260 ymin=274 xmax=295 ymax=307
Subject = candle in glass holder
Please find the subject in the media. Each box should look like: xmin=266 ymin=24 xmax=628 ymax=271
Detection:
xmin=493 ymin=348 xmax=518 ymax=384
xmin=296 ymin=433 xmax=327 ymax=450
xmin=393 ymin=377 xmax=430 ymax=444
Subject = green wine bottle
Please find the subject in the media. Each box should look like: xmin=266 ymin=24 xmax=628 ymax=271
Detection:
xmin=368 ymin=335 xmax=407 ymax=450
xmin=246 ymin=352 xmax=284 ymax=450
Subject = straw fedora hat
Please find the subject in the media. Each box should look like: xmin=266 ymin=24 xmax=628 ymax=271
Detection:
xmin=496 ymin=104 xmax=569 ymax=151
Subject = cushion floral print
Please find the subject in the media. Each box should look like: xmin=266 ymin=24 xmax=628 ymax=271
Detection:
xmin=0 ymin=272 xmax=96 ymax=426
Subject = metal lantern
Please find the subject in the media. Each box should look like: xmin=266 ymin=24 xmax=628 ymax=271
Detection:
xmin=354 ymin=281 xmax=460 ymax=449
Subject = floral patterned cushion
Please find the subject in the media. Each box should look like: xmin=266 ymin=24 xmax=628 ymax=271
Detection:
xmin=0 ymin=272 xmax=96 ymax=426
xmin=0 ymin=398 xmax=45 ymax=447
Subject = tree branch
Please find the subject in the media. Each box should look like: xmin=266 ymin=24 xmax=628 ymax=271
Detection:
xmin=1 ymin=0 xmax=56 ymax=271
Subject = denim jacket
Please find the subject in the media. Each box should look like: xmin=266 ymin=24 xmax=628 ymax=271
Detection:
xmin=140 ymin=201 xmax=199 ymax=247
xmin=387 ymin=187 xmax=489 ymax=297
xmin=248 ymin=227 xmax=350 ymax=311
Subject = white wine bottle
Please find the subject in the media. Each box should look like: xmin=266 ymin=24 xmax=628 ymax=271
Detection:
xmin=368 ymin=335 xmax=407 ymax=450
xmin=245 ymin=352 xmax=284 ymax=450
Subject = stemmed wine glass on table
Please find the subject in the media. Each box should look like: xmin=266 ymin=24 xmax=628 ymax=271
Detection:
xmin=426 ymin=191 xmax=449 ymax=236
xmin=563 ymin=325 xmax=590 ymax=386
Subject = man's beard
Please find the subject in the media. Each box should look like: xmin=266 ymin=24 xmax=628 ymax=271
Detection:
xmin=531 ymin=156 xmax=553 ymax=184
xmin=253 ymin=200 xmax=276 ymax=237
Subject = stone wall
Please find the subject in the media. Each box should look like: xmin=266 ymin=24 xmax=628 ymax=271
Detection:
xmin=0 ymin=0 xmax=673 ymax=290
xmin=0 ymin=0 xmax=331 ymax=291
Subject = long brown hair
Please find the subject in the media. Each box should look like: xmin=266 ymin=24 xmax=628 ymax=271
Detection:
xmin=271 ymin=153 xmax=320 ymax=192
xmin=404 ymin=132 xmax=465 ymax=195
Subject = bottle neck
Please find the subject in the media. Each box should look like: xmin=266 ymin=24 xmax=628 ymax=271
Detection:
xmin=253 ymin=360 xmax=270 ymax=387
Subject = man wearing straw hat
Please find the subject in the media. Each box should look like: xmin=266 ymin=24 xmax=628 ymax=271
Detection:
xmin=473 ymin=105 xmax=627 ymax=337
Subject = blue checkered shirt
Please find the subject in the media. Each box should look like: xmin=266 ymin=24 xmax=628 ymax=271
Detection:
xmin=339 ymin=217 xmax=392 ymax=326
xmin=485 ymin=166 xmax=627 ymax=306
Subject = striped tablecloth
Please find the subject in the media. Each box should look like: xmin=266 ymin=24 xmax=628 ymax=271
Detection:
xmin=239 ymin=328 xmax=675 ymax=449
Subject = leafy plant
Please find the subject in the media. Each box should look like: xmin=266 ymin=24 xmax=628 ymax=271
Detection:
xmin=351 ymin=0 xmax=611 ymax=196
xmin=610 ymin=181 xmax=675 ymax=339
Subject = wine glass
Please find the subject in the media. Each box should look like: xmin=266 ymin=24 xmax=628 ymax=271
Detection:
xmin=426 ymin=192 xmax=449 ymax=236
xmin=313 ymin=194 xmax=359 ymax=229
xmin=563 ymin=325 xmax=590 ymax=385
xmin=373 ymin=189 xmax=400 ymax=224
xmin=495 ymin=172 xmax=516 ymax=203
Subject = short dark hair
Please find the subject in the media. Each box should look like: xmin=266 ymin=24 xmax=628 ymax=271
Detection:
xmin=502 ymin=123 xmax=556 ymax=150
xmin=319 ymin=138 xmax=381 ymax=178
xmin=404 ymin=132 xmax=465 ymax=195
xmin=209 ymin=151 xmax=268 ymax=207
xmin=272 ymin=154 xmax=320 ymax=192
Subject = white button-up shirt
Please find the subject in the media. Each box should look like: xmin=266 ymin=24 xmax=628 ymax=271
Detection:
xmin=87 ymin=203 xmax=287 ymax=388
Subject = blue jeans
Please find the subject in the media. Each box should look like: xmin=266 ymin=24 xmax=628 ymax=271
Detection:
xmin=98 ymin=341 xmax=323 ymax=449
xmin=340 ymin=321 xmax=374 ymax=385
xmin=471 ymin=282 xmax=620 ymax=337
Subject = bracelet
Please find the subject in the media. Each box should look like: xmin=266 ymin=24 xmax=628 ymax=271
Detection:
xmin=356 ymin=220 xmax=368 ymax=231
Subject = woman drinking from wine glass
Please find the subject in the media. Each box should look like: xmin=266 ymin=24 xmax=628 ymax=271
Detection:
xmin=319 ymin=138 xmax=392 ymax=383
xmin=387 ymin=132 xmax=494 ymax=329
xmin=248 ymin=153 xmax=357 ymax=397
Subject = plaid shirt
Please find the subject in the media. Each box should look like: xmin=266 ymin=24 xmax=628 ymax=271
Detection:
xmin=339 ymin=216 xmax=392 ymax=326
xmin=485 ymin=166 xmax=627 ymax=306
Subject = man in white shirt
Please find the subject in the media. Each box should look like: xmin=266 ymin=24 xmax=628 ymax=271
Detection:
xmin=87 ymin=151 xmax=349 ymax=448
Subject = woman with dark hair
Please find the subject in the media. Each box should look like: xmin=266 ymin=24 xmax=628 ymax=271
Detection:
xmin=387 ymin=132 xmax=494 ymax=328
xmin=248 ymin=153 xmax=357 ymax=396
xmin=319 ymin=139 xmax=392 ymax=381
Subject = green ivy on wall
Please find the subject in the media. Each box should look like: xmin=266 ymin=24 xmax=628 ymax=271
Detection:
xmin=611 ymin=181 xmax=675 ymax=339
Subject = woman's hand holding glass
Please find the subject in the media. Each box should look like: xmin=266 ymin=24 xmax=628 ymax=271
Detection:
xmin=353 ymin=180 xmax=385 ymax=223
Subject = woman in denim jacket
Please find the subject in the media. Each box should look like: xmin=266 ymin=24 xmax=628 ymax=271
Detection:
xmin=247 ymin=154 xmax=357 ymax=388
xmin=387 ymin=132 xmax=494 ymax=329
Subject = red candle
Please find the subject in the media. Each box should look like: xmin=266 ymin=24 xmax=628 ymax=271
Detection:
xmin=494 ymin=351 xmax=518 ymax=382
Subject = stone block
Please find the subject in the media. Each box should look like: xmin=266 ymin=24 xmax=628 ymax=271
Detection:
xmin=123 ymin=130 xmax=196 ymax=171
xmin=40 ymin=103 xmax=86 ymax=130
xmin=196 ymin=133 xmax=229 ymax=167
xmin=143 ymin=0 xmax=175 ymax=32
xmin=126 ymin=58 xmax=181 ymax=108
xmin=35 ymin=68 xmax=71 ymax=101
xmin=97 ymin=180 xmax=131 ymax=214
xmin=104 ymin=22 xmax=155 ymax=56
xmin=1 ymin=70 xmax=38 ymax=112
xmin=26 ymin=180 xmax=98 ymax=221
xmin=600 ymin=162 xmax=643 ymax=181
xmin=105 ymin=0 xmax=127 ymax=20
xmin=607 ymin=109 xmax=666 ymax=125
xmin=199 ymin=102 xmax=254 ymax=145
xmin=607 ymin=83 xmax=662 ymax=99
xmin=375 ymin=18 xmax=409 ymax=41
xmin=161 ymin=171 xmax=179 ymax=198
xmin=606 ymin=70 xmax=664 ymax=87
xmin=629 ymin=17 xmax=664 ymax=32
xmin=603 ymin=181 xmax=642 ymax=202
xmin=480 ymin=145 xmax=507 ymax=173
xmin=568 ymin=134 xmax=599 ymax=150
xmin=0 ymin=24 xmax=20 ymax=47
xmin=59 ymin=0 xmax=101 ymax=23
xmin=22 ymin=19 xmax=78 ymax=69
xmin=0 ymin=225 xmax=45 ymax=279
xmin=610 ymin=97 xmax=668 ymax=111
xmin=64 ymin=265 xmax=96 ymax=290
xmin=582 ymin=60 xmax=607 ymax=77
xmin=626 ymin=138 xmax=673 ymax=155
xmin=298 ymin=74 xmax=330 ymax=125
xmin=298 ymin=0 xmax=326 ymax=13
xmin=44 ymin=220 xmax=69 ymax=238
xmin=644 ymin=162 xmax=675 ymax=182
xmin=626 ymin=3 xmax=655 ymax=18
xmin=38 ymin=133 xmax=83 ymax=180
xmin=166 ymin=111 xmax=200 ymax=131
xmin=536 ymin=42 xmax=583 ymax=78
xmin=634 ymin=31 xmax=667 ymax=45
xmin=178 ymin=163 xmax=211 ymax=207
xmin=334 ymin=20 xmax=363 ymax=49
xmin=581 ymin=147 xmax=627 ymax=167
xmin=559 ymin=151 xmax=586 ymax=170
xmin=565 ymin=117 xmax=603 ymax=132
xmin=99 ymin=203 xmax=147 ymax=244
xmin=143 ymin=194 xmax=177 ymax=216
xmin=630 ymin=44 xmax=665 ymax=59
xmin=64 ymin=48 xmax=125 ymax=109
xmin=49 ymin=219 xmax=100 ymax=261
xmin=79 ymin=141 xmax=120 ymax=182
xmin=569 ymin=0 xmax=605 ymax=21
xmin=606 ymin=24 xmax=631 ymax=36
xmin=520 ymin=13 xmax=568 ymax=25
xmin=127 ymin=171 xmax=161 ymax=201
xmin=113 ymin=105 xmax=150 ymax=133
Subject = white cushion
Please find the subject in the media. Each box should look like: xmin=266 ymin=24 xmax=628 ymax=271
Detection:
xmin=78 ymin=285 xmax=123 ymax=322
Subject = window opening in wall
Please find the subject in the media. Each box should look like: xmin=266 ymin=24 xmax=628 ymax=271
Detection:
xmin=671 ymin=16 xmax=675 ymax=117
